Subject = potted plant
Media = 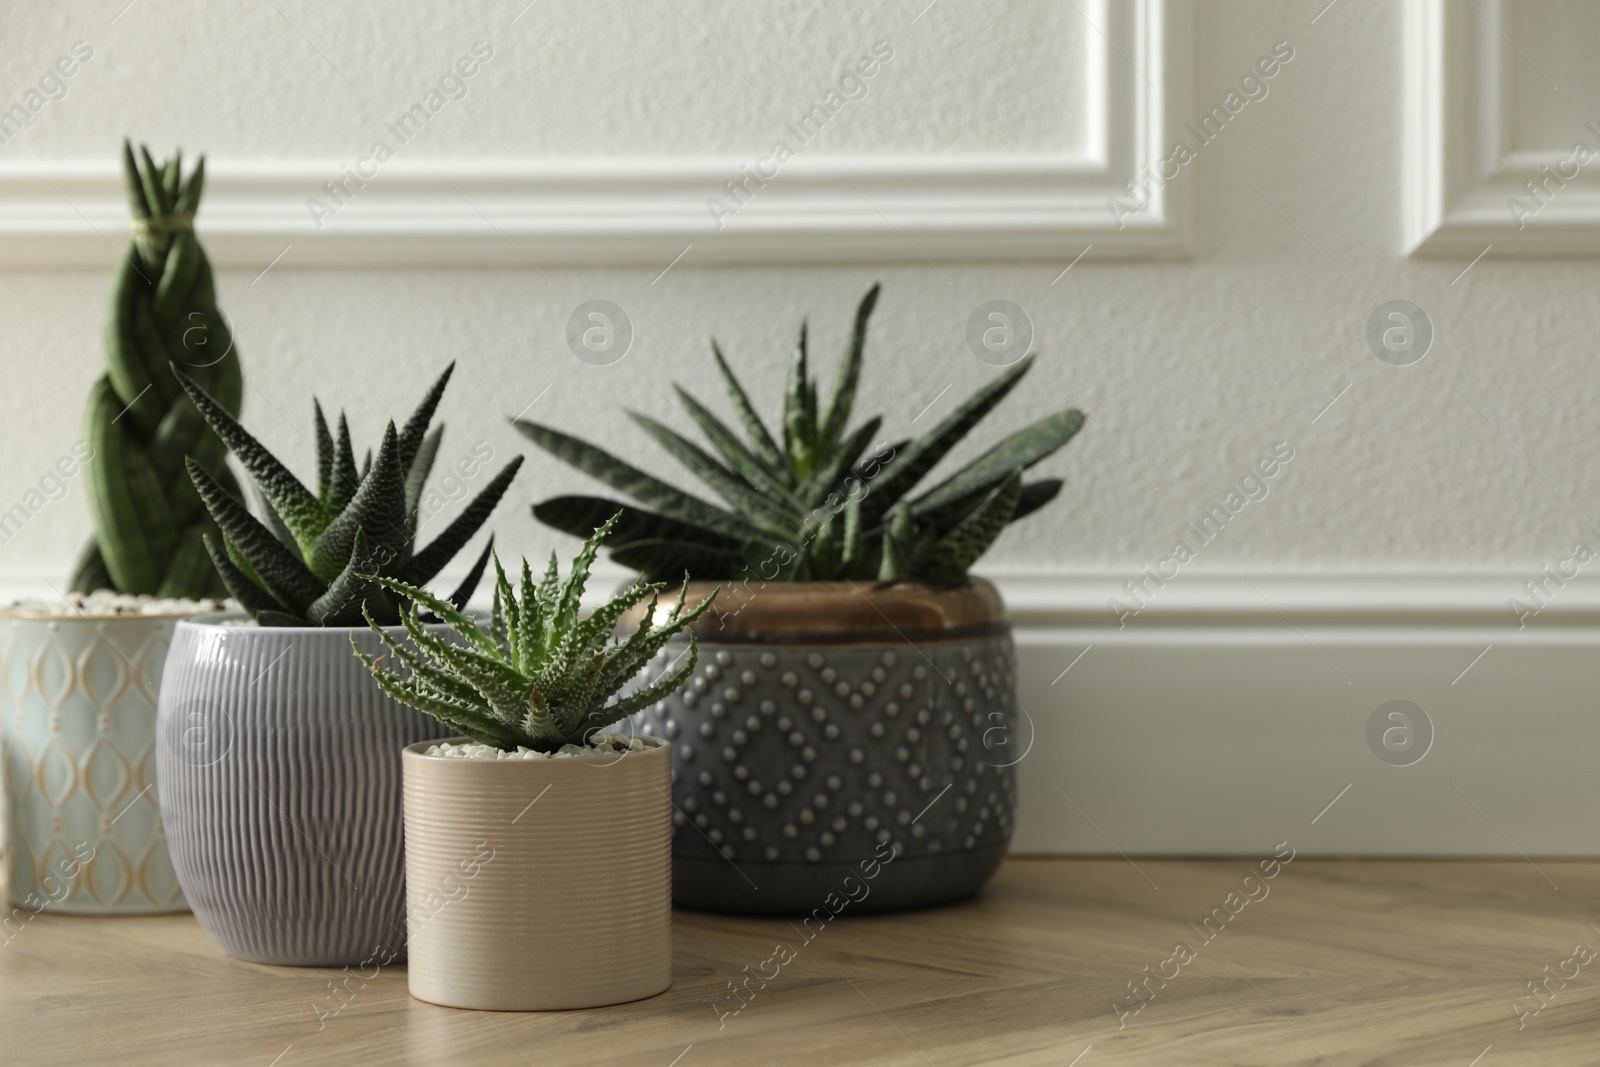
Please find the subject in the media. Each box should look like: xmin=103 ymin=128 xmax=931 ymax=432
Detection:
xmin=352 ymin=516 xmax=716 ymax=1010
xmin=154 ymin=363 xmax=523 ymax=966
xmin=516 ymin=285 xmax=1084 ymax=913
xmin=2 ymin=142 xmax=236 ymax=916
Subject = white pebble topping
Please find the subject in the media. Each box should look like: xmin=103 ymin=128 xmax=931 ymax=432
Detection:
xmin=425 ymin=733 xmax=652 ymax=760
xmin=7 ymin=590 xmax=231 ymax=617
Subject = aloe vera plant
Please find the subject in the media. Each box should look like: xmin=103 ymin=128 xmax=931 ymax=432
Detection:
xmin=177 ymin=363 xmax=523 ymax=625
xmin=353 ymin=515 xmax=717 ymax=752
xmin=519 ymin=285 xmax=1084 ymax=583
xmin=70 ymin=141 xmax=242 ymax=597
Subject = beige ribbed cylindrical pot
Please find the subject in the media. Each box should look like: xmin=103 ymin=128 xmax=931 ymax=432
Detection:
xmin=401 ymin=736 xmax=672 ymax=1011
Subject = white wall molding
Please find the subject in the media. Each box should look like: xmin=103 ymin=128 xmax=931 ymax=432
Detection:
xmin=1404 ymin=0 xmax=1600 ymax=256
xmin=990 ymin=573 xmax=1600 ymax=857
xmin=991 ymin=572 xmax=1600 ymax=631
xmin=0 ymin=1 xmax=1188 ymax=269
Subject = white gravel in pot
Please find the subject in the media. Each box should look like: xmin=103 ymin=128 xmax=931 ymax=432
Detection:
xmin=424 ymin=734 xmax=652 ymax=760
xmin=6 ymin=590 xmax=231 ymax=616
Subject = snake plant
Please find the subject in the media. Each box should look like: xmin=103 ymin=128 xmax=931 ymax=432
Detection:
xmin=70 ymin=141 xmax=242 ymax=598
xmin=518 ymin=285 xmax=1084 ymax=583
xmin=353 ymin=515 xmax=717 ymax=752
xmin=177 ymin=363 xmax=523 ymax=626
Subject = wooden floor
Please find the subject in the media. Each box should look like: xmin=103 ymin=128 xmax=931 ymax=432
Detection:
xmin=3 ymin=857 xmax=1597 ymax=1066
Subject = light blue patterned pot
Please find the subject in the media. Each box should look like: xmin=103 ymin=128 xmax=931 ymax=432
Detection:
xmin=1 ymin=610 xmax=193 ymax=914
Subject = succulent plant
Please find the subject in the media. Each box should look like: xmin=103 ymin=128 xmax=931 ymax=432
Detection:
xmin=176 ymin=363 xmax=523 ymax=626
xmin=70 ymin=141 xmax=243 ymax=598
xmin=352 ymin=515 xmax=718 ymax=752
xmin=518 ymin=285 xmax=1084 ymax=584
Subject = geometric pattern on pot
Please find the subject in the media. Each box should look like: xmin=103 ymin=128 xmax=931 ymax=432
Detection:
xmin=635 ymin=635 xmax=1018 ymax=867
xmin=1 ymin=613 xmax=188 ymax=914
xmin=156 ymin=616 xmax=452 ymax=966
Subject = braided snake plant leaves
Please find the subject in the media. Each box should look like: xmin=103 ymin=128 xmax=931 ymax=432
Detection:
xmin=519 ymin=285 xmax=1084 ymax=584
xmin=352 ymin=514 xmax=719 ymax=752
xmin=71 ymin=141 xmax=243 ymax=598
xmin=178 ymin=362 xmax=523 ymax=626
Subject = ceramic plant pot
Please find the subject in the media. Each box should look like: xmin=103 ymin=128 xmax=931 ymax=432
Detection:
xmin=155 ymin=615 xmax=450 ymax=966
xmin=402 ymin=736 xmax=672 ymax=1011
xmin=1 ymin=609 xmax=213 ymax=915
xmin=627 ymin=579 xmax=1019 ymax=915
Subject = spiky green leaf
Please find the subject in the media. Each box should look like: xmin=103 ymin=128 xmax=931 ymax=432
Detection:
xmin=783 ymin=321 xmax=812 ymax=474
xmin=860 ymin=356 xmax=1036 ymax=524
xmin=531 ymin=495 xmax=740 ymax=552
xmin=1011 ymin=478 xmax=1063 ymax=523
xmin=669 ymin=386 xmax=804 ymax=512
xmin=174 ymin=365 xmax=327 ymax=552
xmin=924 ymin=470 xmax=1023 ymax=581
xmin=309 ymin=421 xmax=408 ymax=581
xmin=910 ymin=408 xmax=1083 ymax=517
xmin=710 ymin=341 xmax=787 ymax=480
xmin=402 ymin=456 xmax=523 ymax=587
xmin=628 ymin=411 xmax=799 ymax=530
xmin=445 ymin=536 xmax=494 ymax=612
xmin=816 ymin=282 xmax=879 ymax=454
xmin=513 ymin=420 xmax=761 ymax=542
xmin=330 ymin=412 xmax=359 ymax=512
xmin=609 ymin=538 xmax=748 ymax=581
xmin=799 ymin=416 xmax=883 ymax=511
xmin=398 ymin=363 xmax=454 ymax=471
xmin=313 ymin=400 xmax=334 ymax=503
xmin=405 ymin=424 xmax=444 ymax=521
xmin=200 ymin=533 xmax=286 ymax=618
xmin=366 ymin=572 xmax=498 ymax=656
xmin=308 ymin=528 xmax=392 ymax=626
xmin=186 ymin=458 xmax=323 ymax=612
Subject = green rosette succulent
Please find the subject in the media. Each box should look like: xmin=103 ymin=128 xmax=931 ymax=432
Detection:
xmin=177 ymin=363 xmax=523 ymax=626
xmin=353 ymin=514 xmax=718 ymax=752
xmin=519 ymin=285 xmax=1084 ymax=584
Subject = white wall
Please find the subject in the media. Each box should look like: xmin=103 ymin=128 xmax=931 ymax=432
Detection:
xmin=4 ymin=0 xmax=1600 ymax=852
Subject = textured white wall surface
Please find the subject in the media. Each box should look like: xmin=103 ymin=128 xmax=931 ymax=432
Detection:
xmin=3 ymin=0 xmax=1085 ymax=160
xmin=0 ymin=0 xmax=1596 ymax=591
xmin=6 ymin=1 xmax=1600 ymax=857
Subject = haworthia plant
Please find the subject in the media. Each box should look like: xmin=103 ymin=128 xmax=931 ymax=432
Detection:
xmin=177 ymin=362 xmax=523 ymax=625
xmin=353 ymin=514 xmax=718 ymax=752
xmin=519 ymin=285 xmax=1084 ymax=584
xmin=70 ymin=141 xmax=243 ymax=598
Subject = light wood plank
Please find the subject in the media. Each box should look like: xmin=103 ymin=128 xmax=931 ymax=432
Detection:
xmin=2 ymin=858 xmax=1597 ymax=1065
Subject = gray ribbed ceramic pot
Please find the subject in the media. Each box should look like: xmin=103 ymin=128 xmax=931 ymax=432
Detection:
xmin=155 ymin=615 xmax=449 ymax=966
xmin=626 ymin=579 xmax=1019 ymax=915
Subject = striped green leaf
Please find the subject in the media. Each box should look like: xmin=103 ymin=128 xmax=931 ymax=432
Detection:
xmin=531 ymin=495 xmax=741 ymax=552
xmin=910 ymin=408 xmax=1083 ymax=517
xmin=513 ymin=419 xmax=761 ymax=542
xmin=816 ymin=282 xmax=879 ymax=455
xmin=174 ymin=366 xmax=328 ymax=554
xmin=201 ymin=533 xmax=287 ymax=618
xmin=628 ymin=411 xmax=799 ymax=530
xmin=186 ymin=458 xmax=323 ymax=613
xmin=924 ymin=470 xmax=1023 ymax=582
xmin=859 ymin=356 xmax=1036 ymax=524
xmin=402 ymin=456 xmax=523 ymax=587
xmin=710 ymin=341 xmax=787 ymax=480
xmin=309 ymin=421 xmax=408 ymax=581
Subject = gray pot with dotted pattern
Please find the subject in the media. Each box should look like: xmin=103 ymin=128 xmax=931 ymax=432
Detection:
xmin=623 ymin=579 xmax=1017 ymax=915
